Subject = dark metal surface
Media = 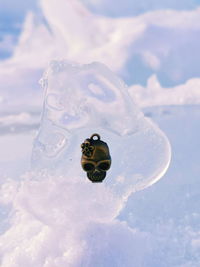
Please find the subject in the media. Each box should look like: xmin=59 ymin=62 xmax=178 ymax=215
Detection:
xmin=81 ymin=133 xmax=111 ymax=183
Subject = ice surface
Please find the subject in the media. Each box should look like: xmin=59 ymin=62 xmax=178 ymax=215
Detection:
xmin=32 ymin=60 xmax=171 ymax=198
xmin=0 ymin=61 xmax=171 ymax=267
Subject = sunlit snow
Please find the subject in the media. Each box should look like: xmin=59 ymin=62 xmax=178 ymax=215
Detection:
xmin=0 ymin=0 xmax=199 ymax=266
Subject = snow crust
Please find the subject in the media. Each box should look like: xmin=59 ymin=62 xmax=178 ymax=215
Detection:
xmin=0 ymin=172 xmax=154 ymax=267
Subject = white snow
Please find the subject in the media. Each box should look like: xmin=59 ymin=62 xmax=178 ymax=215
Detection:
xmin=0 ymin=0 xmax=199 ymax=266
xmin=1 ymin=0 xmax=200 ymax=113
xmin=129 ymin=75 xmax=200 ymax=107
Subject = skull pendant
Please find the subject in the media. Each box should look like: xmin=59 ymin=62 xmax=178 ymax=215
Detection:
xmin=81 ymin=134 xmax=111 ymax=182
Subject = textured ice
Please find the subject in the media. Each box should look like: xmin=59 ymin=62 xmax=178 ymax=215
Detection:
xmin=32 ymin=60 xmax=171 ymax=198
xmin=0 ymin=60 xmax=171 ymax=265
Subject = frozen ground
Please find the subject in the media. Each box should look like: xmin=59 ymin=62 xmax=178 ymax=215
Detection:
xmin=0 ymin=0 xmax=200 ymax=266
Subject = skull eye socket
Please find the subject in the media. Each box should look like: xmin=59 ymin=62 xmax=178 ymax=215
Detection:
xmin=98 ymin=162 xmax=110 ymax=171
xmin=83 ymin=163 xmax=95 ymax=171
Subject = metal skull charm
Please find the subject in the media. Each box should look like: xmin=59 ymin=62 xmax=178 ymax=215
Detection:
xmin=81 ymin=134 xmax=111 ymax=183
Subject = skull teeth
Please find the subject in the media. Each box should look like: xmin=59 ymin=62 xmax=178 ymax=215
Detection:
xmin=87 ymin=171 xmax=106 ymax=182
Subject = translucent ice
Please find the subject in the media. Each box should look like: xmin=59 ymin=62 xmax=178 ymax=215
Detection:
xmin=0 ymin=62 xmax=170 ymax=265
xmin=32 ymin=61 xmax=171 ymax=198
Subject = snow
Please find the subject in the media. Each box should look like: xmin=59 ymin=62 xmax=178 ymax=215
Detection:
xmin=129 ymin=75 xmax=200 ymax=107
xmin=120 ymin=105 xmax=200 ymax=266
xmin=0 ymin=0 xmax=199 ymax=266
xmin=1 ymin=0 xmax=200 ymax=114
xmin=81 ymin=0 xmax=200 ymax=17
